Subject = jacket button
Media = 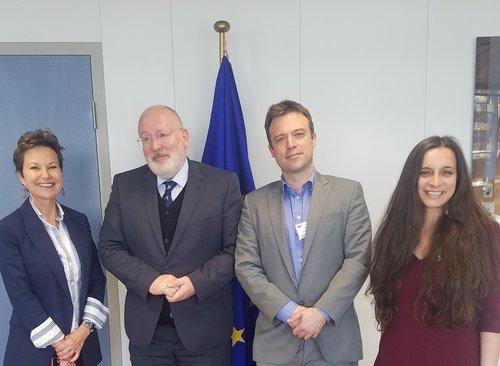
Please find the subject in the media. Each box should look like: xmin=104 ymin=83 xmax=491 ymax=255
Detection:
xmin=164 ymin=238 xmax=169 ymax=244
xmin=163 ymin=266 xmax=169 ymax=272
xmin=298 ymin=301 xmax=305 ymax=306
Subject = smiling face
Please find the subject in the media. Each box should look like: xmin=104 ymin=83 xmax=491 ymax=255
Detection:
xmin=268 ymin=111 xmax=316 ymax=178
xmin=418 ymin=147 xmax=457 ymax=216
xmin=138 ymin=106 xmax=189 ymax=179
xmin=18 ymin=146 xmax=63 ymax=206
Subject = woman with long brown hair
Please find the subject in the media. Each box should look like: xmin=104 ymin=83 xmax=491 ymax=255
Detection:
xmin=368 ymin=136 xmax=499 ymax=365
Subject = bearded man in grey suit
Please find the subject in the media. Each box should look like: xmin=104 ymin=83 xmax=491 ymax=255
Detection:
xmin=235 ymin=100 xmax=372 ymax=366
xmin=99 ymin=105 xmax=242 ymax=365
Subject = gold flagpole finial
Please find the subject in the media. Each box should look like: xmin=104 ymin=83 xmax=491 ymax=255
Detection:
xmin=214 ymin=20 xmax=230 ymax=63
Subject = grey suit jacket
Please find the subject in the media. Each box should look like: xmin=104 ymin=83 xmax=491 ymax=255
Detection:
xmin=98 ymin=159 xmax=242 ymax=352
xmin=235 ymin=172 xmax=371 ymax=364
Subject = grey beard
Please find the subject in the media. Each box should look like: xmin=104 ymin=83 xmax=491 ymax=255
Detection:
xmin=146 ymin=155 xmax=184 ymax=180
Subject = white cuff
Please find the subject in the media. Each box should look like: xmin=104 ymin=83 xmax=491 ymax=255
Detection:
xmin=30 ymin=317 xmax=64 ymax=348
xmin=82 ymin=297 xmax=109 ymax=329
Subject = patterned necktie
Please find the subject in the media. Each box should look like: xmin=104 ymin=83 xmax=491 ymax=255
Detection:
xmin=162 ymin=180 xmax=177 ymax=208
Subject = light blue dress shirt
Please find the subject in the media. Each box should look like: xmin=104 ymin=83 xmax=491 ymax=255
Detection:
xmin=275 ymin=171 xmax=331 ymax=324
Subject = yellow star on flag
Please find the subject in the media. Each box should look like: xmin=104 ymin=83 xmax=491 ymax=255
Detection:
xmin=231 ymin=326 xmax=245 ymax=346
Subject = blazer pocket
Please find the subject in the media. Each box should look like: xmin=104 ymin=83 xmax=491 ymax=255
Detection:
xmin=318 ymin=212 xmax=342 ymax=225
xmin=208 ymin=285 xmax=232 ymax=301
xmin=190 ymin=214 xmax=219 ymax=227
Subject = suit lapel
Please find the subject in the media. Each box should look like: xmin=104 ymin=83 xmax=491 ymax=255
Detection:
xmin=64 ymin=211 xmax=90 ymax=297
xmin=302 ymin=172 xmax=331 ymax=265
xmin=141 ymin=169 xmax=166 ymax=255
xmin=167 ymin=160 xmax=204 ymax=260
xmin=21 ymin=200 xmax=72 ymax=301
xmin=268 ymin=183 xmax=298 ymax=287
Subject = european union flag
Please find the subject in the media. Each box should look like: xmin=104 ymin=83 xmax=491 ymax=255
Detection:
xmin=202 ymin=55 xmax=257 ymax=365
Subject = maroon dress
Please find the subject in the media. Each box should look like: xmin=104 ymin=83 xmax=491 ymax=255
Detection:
xmin=375 ymin=253 xmax=500 ymax=366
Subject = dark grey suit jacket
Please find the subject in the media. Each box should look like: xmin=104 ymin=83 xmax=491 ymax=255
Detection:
xmin=98 ymin=159 xmax=242 ymax=352
xmin=235 ymin=172 xmax=372 ymax=364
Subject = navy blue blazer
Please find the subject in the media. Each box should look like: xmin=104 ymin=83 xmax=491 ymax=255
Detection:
xmin=0 ymin=199 xmax=106 ymax=366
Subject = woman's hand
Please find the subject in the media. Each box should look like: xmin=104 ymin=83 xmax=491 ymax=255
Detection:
xmin=53 ymin=325 xmax=92 ymax=362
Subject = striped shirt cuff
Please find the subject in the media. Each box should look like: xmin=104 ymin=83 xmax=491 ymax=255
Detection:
xmin=30 ymin=317 xmax=64 ymax=348
xmin=82 ymin=297 xmax=109 ymax=329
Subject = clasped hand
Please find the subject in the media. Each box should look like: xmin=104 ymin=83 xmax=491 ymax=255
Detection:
xmin=149 ymin=274 xmax=195 ymax=302
xmin=52 ymin=325 xmax=92 ymax=364
xmin=287 ymin=305 xmax=326 ymax=340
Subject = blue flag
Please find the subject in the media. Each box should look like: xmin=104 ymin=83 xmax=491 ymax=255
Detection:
xmin=202 ymin=56 xmax=257 ymax=366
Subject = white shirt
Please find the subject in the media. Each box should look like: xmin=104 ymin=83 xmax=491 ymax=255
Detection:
xmin=30 ymin=199 xmax=82 ymax=331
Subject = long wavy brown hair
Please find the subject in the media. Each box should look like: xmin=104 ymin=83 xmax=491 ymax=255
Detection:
xmin=367 ymin=136 xmax=498 ymax=329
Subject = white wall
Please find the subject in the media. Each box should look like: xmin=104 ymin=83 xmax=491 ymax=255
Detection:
xmin=2 ymin=0 xmax=499 ymax=364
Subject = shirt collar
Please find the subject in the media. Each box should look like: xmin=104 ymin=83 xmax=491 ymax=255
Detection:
xmin=29 ymin=197 xmax=65 ymax=226
xmin=156 ymin=158 xmax=189 ymax=189
xmin=281 ymin=170 xmax=316 ymax=197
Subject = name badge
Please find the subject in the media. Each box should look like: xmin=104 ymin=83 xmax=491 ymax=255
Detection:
xmin=295 ymin=221 xmax=307 ymax=240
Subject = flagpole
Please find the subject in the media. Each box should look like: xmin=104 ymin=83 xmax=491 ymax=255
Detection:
xmin=214 ymin=20 xmax=230 ymax=63
xmin=203 ymin=34 xmax=257 ymax=365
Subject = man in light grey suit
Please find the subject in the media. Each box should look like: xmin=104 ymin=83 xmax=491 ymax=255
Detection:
xmin=235 ymin=100 xmax=372 ymax=365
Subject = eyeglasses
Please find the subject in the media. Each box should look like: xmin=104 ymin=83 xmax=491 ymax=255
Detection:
xmin=137 ymin=128 xmax=183 ymax=149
